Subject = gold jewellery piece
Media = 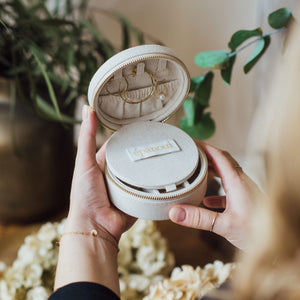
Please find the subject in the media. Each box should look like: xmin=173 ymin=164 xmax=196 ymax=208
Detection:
xmin=105 ymin=66 xmax=168 ymax=104
xmin=57 ymin=229 xmax=118 ymax=249
xmin=155 ymin=82 xmax=167 ymax=100
xmin=105 ymin=76 xmax=128 ymax=98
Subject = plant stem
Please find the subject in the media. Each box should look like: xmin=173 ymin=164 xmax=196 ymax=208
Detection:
xmin=88 ymin=6 xmax=162 ymax=45
xmin=228 ymin=27 xmax=285 ymax=58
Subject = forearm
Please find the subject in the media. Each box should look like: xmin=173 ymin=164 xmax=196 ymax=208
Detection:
xmin=54 ymin=217 xmax=120 ymax=296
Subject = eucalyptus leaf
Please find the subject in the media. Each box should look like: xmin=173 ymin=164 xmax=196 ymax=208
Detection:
xmin=194 ymin=71 xmax=214 ymax=107
xmin=268 ymin=7 xmax=293 ymax=29
xmin=244 ymin=35 xmax=270 ymax=74
xmin=190 ymin=75 xmax=206 ymax=93
xmin=182 ymin=98 xmax=195 ymax=126
xmin=221 ymin=56 xmax=236 ymax=86
xmin=180 ymin=113 xmax=215 ymax=140
xmin=228 ymin=28 xmax=262 ymax=51
xmin=195 ymin=50 xmax=230 ymax=69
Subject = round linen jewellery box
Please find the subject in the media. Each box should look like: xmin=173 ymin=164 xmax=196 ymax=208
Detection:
xmin=88 ymin=45 xmax=208 ymax=220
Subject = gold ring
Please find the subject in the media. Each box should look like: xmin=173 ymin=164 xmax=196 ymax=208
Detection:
xmin=120 ymin=68 xmax=157 ymax=104
xmin=210 ymin=212 xmax=218 ymax=232
xmin=105 ymin=76 xmax=128 ymax=97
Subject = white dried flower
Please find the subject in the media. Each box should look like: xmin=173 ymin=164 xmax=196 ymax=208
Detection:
xmin=143 ymin=261 xmax=236 ymax=300
xmin=118 ymin=220 xmax=175 ymax=299
xmin=0 ymin=280 xmax=10 ymax=300
xmin=26 ymin=286 xmax=50 ymax=300
xmin=0 ymin=262 xmax=7 ymax=277
xmin=0 ymin=220 xmax=62 ymax=300
xmin=0 ymin=218 xmax=234 ymax=300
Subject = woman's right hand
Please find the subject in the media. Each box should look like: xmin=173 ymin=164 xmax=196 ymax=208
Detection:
xmin=169 ymin=141 xmax=262 ymax=250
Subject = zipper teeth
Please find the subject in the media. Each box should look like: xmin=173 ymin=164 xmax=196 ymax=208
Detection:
xmin=105 ymin=164 xmax=206 ymax=200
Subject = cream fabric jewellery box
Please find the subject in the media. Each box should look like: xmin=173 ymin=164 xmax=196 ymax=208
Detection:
xmin=88 ymin=45 xmax=208 ymax=220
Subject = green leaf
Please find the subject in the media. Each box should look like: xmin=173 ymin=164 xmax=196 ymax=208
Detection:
xmin=35 ymin=96 xmax=80 ymax=124
xmin=228 ymin=28 xmax=262 ymax=51
xmin=195 ymin=50 xmax=230 ymax=69
xmin=29 ymin=44 xmax=62 ymax=119
xmin=194 ymin=71 xmax=214 ymax=107
xmin=118 ymin=16 xmax=130 ymax=49
xmin=81 ymin=21 xmax=114 ymax=58
xmin=0 ymin=18 xmax=8 ymax=30
xmin=136 ymin=32 xmax=145 ymax=45
xmin=116 ymin=14 xmax=145 ymax=47
xmin=182 ymin=98 xmax=195 ymax=127
xmin=190 ymin=75 xmax=206 ymax=93
xmin=244 ymin=35 xmax=271 ymax=74
xmin=221 ymin=56 xmax=236 ymax=86
xmin=28 ymin=43 xmax=47 ymax=64
xmin=180 ymin=113 xmax=215 ymax=140
xmin=268 ymin=8 xmax=293 ymax=29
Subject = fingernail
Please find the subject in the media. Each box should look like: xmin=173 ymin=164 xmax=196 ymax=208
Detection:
xmin=82 ymin=105 xmax=90 ymax=121
xmin=170 ymin=207 xmax=186 ymax=222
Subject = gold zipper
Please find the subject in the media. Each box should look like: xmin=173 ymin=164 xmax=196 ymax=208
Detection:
xmin=105 ymin=152 xmax=207 ymax=201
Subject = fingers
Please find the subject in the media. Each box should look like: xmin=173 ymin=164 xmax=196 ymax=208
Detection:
xmin=169 ymin=204 xmax=220 ymax=233
xmin=195 ymin=140 xmax=244 ymax=191
xmin=75 ymin=105 xmax=99 ymax=172
xmin=203 ymin=196 xmax=226 ymax=209
xmin=96 ymin=140 xmax=108 ymax=172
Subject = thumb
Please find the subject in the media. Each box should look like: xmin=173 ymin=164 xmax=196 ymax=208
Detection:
xmin=75 ymin=105 xmax=99 ymax=172
xmin=169 ymin=204 xmax=220 ymax=233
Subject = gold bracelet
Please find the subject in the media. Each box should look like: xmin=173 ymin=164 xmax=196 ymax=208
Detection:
xmin=57 ymin=229 xmax=118 ymax=250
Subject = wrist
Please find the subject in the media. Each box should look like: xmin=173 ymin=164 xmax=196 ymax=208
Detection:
xmin=55 ymin=228 xmax=120 ymax=295
xmin=65 ymin=207 xmax=125 ymax=243
xmin=63 ymin=212 xmax=119 ymax=248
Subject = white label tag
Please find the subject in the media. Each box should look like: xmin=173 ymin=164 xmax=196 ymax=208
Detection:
xmin=127 ymin=139 xmax=181 ymax=161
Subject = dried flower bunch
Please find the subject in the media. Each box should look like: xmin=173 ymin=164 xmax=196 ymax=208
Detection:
xmin=118 ymin=220 xmax=175 ymax=299
xmin=0 ymin=219 xmax=235 ymax=300
xmin=144 ymin=262 xmax=235 ymax=300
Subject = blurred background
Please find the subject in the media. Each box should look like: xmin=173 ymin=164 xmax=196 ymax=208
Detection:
xmin=86 ymin=0 xmax=295 ymax=157
xmin=0 ymin=0 xmax=297 ymax=273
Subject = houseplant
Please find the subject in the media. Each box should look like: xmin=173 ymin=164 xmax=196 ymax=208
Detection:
xmin=0 ymin=0 xmax=147 ymax=223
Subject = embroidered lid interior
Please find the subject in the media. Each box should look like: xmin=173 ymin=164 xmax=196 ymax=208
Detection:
xmin=88 ymin=45 xmax=190 ymax=131
xmin=106 ymin=121 xmax=199 ymax=191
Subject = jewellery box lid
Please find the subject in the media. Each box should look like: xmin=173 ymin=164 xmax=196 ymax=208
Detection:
xmin=88 ymin=45 xmax=190 ymax=131
xmin=106 ymin=121 xmax=199 ymax=190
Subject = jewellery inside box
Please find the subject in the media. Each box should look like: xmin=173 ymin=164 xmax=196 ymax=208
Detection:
xmin=88 ymin=45 xmax=208 ymax=220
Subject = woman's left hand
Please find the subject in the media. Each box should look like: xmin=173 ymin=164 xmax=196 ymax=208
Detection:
xmin=66 ymin=105 xmax=136 ymax=242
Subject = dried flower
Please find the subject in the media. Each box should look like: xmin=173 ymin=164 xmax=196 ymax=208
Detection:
xmin=0 ymin=219 xmax=234 ymax=300
xmin=143 ymin=261 xmax=235 ymax=300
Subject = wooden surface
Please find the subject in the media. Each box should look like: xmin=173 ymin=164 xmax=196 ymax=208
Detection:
xmin=0 ymin=216 xmax=235 ymax=268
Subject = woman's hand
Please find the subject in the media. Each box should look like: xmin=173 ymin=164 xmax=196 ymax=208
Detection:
xmin=66 ymin=105 xmax=136 ymax=242
xmin=169 ymin=141 xmax=262 ymax=250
